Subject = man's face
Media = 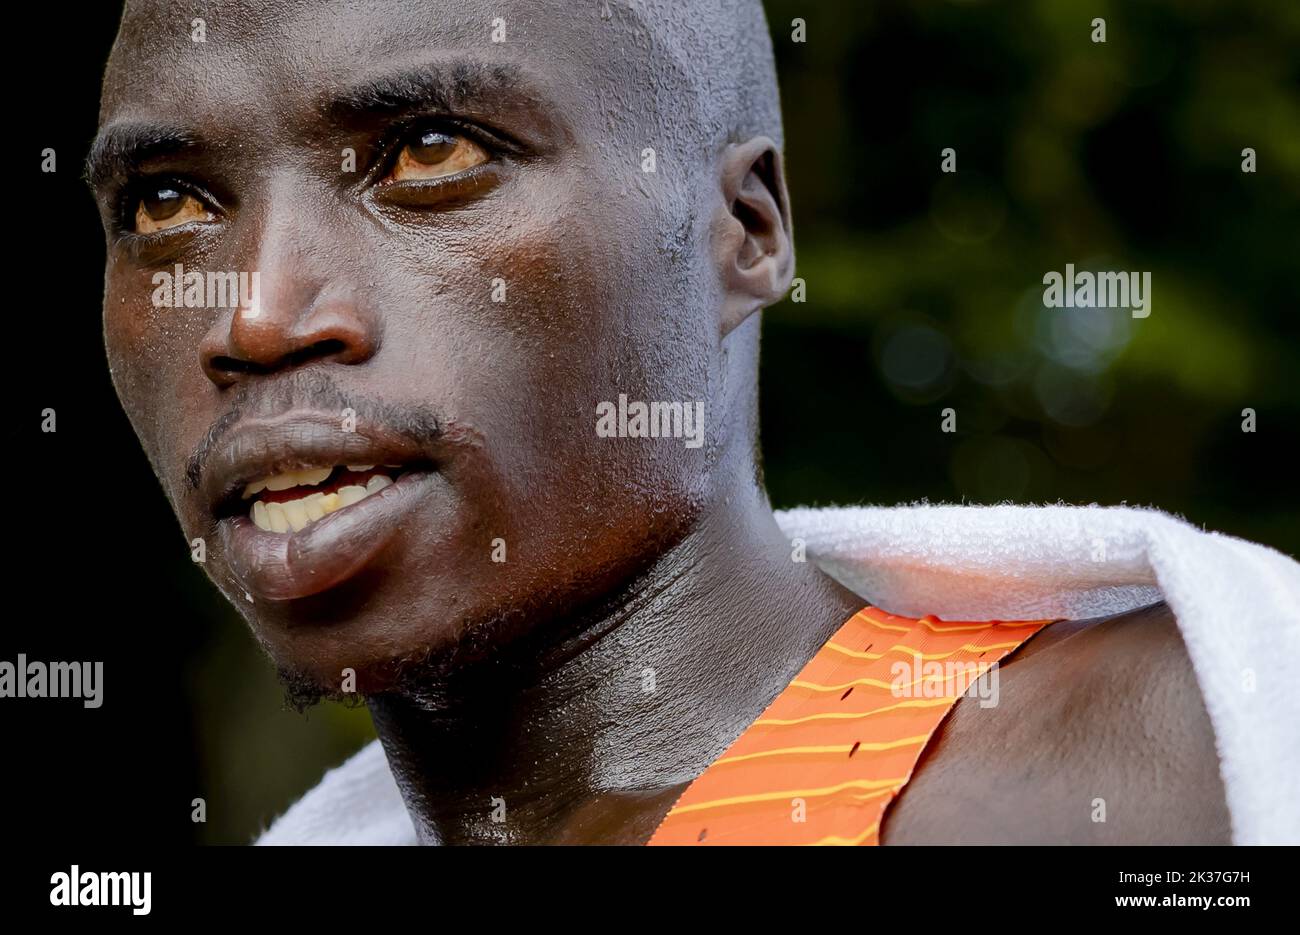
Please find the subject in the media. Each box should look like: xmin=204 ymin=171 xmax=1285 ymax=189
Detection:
xmin=94 ymin=0 xmax=723 ymax=691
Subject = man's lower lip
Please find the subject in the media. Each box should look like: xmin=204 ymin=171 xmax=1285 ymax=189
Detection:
xmin=216 ymin=470 xmax=435 ymax=601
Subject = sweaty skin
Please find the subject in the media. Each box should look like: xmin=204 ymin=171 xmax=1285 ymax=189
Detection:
xmin=93 ymin=0 xmax=1229 ymax=844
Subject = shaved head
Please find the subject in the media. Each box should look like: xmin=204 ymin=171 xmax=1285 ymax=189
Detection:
xmin=607 ymin=0 xmax=785 ymax=152
xmin=103 ymin=0 xmax=783 ymax=163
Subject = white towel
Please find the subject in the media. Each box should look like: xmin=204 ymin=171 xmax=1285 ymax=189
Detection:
xmin=256 ymin=503 xmax=1300 ymax=846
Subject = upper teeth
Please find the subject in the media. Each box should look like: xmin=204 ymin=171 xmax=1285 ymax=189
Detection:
xmin=243 ymin=467 xmax=332 ymax=498
xmin=242 ymin=468 xmax=395 ymax=533
xmin=242 ymin=465 xmax=382 ymax=499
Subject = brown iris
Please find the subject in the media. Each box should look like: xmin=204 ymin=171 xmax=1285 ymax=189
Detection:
xmin=385 ymin=130 xmax=488 ymax=183
xmin=133 ymin=186 xmax=212 ymax=234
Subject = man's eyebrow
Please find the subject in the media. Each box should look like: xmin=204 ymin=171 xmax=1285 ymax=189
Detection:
xmin=85 ymin=122 xmax=201 ymax=190
xmin=325 ymin=59 xmax=531 ymax=121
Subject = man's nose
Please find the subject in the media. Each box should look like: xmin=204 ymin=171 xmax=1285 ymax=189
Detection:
xmin=199 ymin=214 xmax=379 ymax=387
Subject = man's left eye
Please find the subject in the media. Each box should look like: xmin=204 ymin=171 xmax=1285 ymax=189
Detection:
xmin=383 ymin=130 xmax=488 ymax=183
xmin=132 ymin=186 xmax=213 ymax=234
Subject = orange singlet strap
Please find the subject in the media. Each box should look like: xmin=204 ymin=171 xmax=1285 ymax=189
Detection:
xmin=646 ymin=605 xmax=1054 ymax=845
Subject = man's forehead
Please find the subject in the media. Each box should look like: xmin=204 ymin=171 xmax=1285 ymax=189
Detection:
xmin=102 ymin=0 xmax=624 ymax=125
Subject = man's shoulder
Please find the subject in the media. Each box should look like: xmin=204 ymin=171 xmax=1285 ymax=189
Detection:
xmin=882 ymin=601 xmax=1232 ymax=844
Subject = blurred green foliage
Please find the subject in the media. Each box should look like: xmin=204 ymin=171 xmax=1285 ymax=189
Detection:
xmin=760 ymin=0 xmax=1299 ymax=559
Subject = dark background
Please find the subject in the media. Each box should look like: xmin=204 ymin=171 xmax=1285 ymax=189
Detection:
xmin=8 ymin=0 xmax=1298 ymax=845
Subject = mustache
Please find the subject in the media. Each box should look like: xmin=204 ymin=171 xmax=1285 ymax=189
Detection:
xmin=184 ymin=370 xmax=443 ymax=490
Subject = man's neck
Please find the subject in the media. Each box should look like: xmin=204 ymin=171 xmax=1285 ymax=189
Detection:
xmin=366 ymin=486 xmax=864 ymax=845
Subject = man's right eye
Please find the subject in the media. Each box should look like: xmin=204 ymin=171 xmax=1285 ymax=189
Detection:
xmin=132 ymin=185 xmax=214 ymax=234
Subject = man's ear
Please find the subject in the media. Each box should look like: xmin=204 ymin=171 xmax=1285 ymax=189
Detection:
xmin=713 ymin=136 xmax=793 ymax=337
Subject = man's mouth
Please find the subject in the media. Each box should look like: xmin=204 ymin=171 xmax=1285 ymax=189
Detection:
xmin=241 ymin=464 xmax=408 ymax=533
xmin=199 ymin=413 xmax=442 ymax=602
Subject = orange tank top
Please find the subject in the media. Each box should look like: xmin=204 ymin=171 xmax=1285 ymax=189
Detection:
xmin=647 ymin=605 xmax=1055 ymax=845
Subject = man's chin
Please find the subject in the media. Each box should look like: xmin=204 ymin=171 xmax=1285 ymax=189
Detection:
xmin=239 ymin=596 xmax=468 ymax=703
xmin=258 ymin=619 xmax=507 ymax=713
xmin=273 ymin=664 xmax=368 ymax=713
xmin=270 ymin=650 xmax=443 ymax=711
xmin=268 ymin=649 xmax=442 ymax=711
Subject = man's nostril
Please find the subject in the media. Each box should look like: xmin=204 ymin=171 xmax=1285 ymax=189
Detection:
xmin=208 ymin=339 xmax=352 ymax=378
xmin=209 ymin=355 xmax=274 ymax=376
xmin=284 ymin=339 xmax=349 ymax=368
